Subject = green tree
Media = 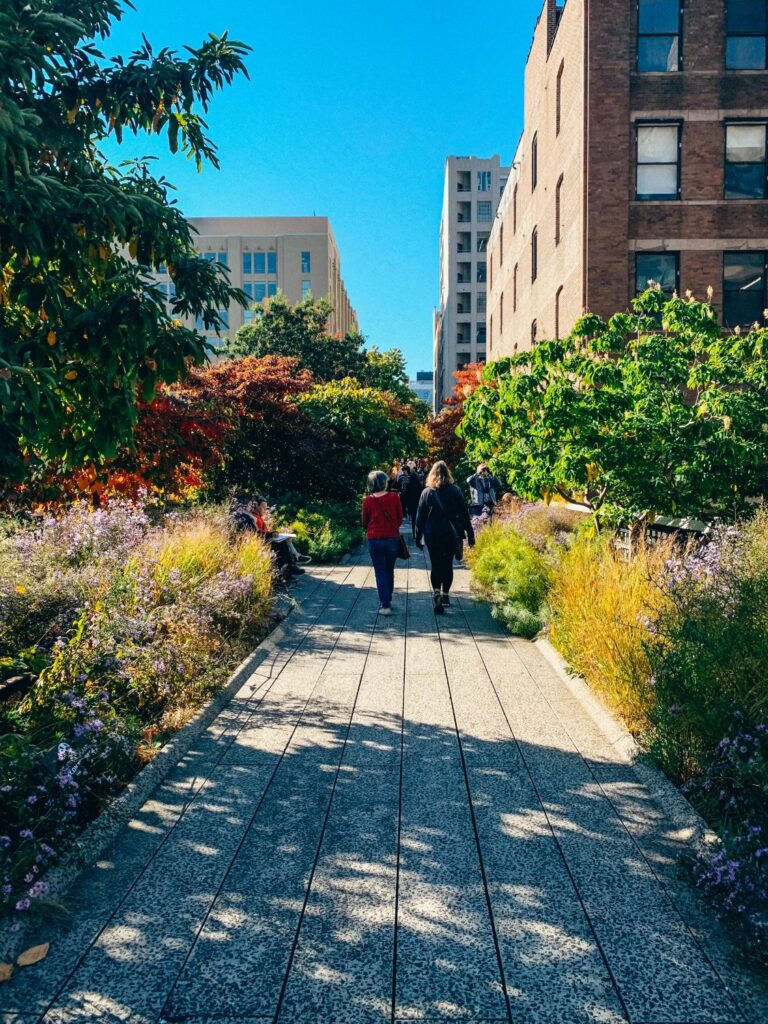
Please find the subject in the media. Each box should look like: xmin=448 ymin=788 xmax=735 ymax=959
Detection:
xmin=356 ymin=346 xmax=413 ymax=403
xmin=459 ymin=288 xmax=768 ymax=523
xmin=228 ymin=294 xmax=367 ymax=381
xmin=295 ymin=378 xmax=425 ymax=492
xmin=0 ymin=0 xmax=249 ymax=481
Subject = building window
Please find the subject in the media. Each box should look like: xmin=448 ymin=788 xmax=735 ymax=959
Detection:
xmin=477 ymin=201 xmax=493 ymax=223
xmin=513 ymin=264 xmax=518 ymax=311
xmin=724 ymin=251 xmax=767 ymax=327
xmin=725 ymin=122 xmax=767 ymax=199
xmin=513 ymin=184 xmax=518 ymax=233
xmin=254 ymin=282 xmax=267 ymax=302
xmin=477 ymin=170 xmax=492 ymax=191
xmin=726 ymin=0 xmax=768 ymax=69
xmin=254 ymin=252 xmax=266 ymax=274
xmin=490 ymin=314 xmax=494 ymax=350
xmin=302 ymin=280 xmax=312 ymax=299
xmin=490 ymin=254 xmax=493 ymax=290
xmin=500 ymin=292 xmax=504 ymax=333
xmin=477 ymin=292 xmax=487 ymax=313
xmin=635 ymin=251 xmax=680 ymax=297
xmin=457 ymin=353 xmax=471 ymax=371
xmin=555 ymin=286 xmax=563 ymax=338
xmin=301 ymin=251 xmax=311 ymax=273
xmin=556 ymin=61 xmax=564 ymax=136
xmin=531 ymin=227 xmax=538 ymax=282
xmin=555 ymin=174 xmax=564 ymax=245
xmin=267 ymin=282 xmax=278 ymax=297
xmin=499 ymin=224 xmax=504 ymax=268
xmin=532 ymin=133 xmax=538 ymax=191
xmin=531 ymin=319 xmax=538 ymax=346
xmin=203 ymin=251 xmax=228 ymax=265
xmin=500 ymin=176 xmax=508 ymax=195
xmin=242 ymin=253 xmax=252 ymax=275
xmin=637 ymin=0 xmax=681 ymax=72
xmin=477 ymin=261 xmax=487 ymax=283
xmin=457 ymin=294 xmax=471 ymax=315
xmin=267 ymin=252 xmax=277 ymax=275
xmin=636 ymin=123 xmax=681 ymax=200
xmin=218 ymin=308 xmax=229 ymax=329
xmin=477 ymin=323 xmax=487 ymax=345
xmin=477 ymin=235 xmax=489 ymax=252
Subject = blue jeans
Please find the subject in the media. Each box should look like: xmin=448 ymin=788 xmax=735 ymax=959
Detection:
xmin=368 ymin=537 xmax=399 ymax=608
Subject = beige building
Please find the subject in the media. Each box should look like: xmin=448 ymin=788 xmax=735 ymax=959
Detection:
xmin=433 ymin=156 xmax=509 ymax=411
xmin=154 ymin=216 xmax=358 ymax=344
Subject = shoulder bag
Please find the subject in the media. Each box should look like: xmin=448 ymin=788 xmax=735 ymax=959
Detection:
xmin=431 ymin=488 xmax=464 ymax=561
xmin=380 ymin=499 xmax=410 ymax=560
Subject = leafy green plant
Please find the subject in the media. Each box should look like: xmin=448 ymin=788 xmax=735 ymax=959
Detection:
xmin=459 ymin=287 xmax=768 ymax=524
xmin=466 ymin=523 xmax=552 ymax=638
xmin=280 ymin=500 xmax=362 ymax=563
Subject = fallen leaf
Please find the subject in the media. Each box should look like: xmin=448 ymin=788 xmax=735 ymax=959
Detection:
xmin=16 ymin=943 xmax=49 ymax=967
xmin=0 ymin=963 xmax=13 ymax=982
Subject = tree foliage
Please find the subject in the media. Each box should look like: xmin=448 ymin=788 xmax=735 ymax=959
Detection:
xmin=0 ymin=0 xmax=250 ymax=481
xmin=459 ymin=289 xmax=768 ymax=523
xmin=427 ymin=363 xmax=484 ymax=469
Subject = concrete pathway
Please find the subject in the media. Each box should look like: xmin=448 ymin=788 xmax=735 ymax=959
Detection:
xmin=2 ymin=543 xmax=766 ymax=1024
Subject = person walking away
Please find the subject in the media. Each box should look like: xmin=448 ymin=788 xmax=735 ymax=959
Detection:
xmin=397 ymin=463 xmax=412 ymax=515
xmin=362 ymin=470 xmax=403 ymax=616
xmin=403 ymin=464 xmax=424 ymax=535
xmin=467 ymin=463 xmax=502 ymax=518
xmin=415 ymin=461 xmax=474 ymax=614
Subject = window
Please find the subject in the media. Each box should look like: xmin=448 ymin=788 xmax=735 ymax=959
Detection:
xmin=555 ymin=286 xmax=564 ymax=338
xmin=477 ymin=292 xmax=487 ymax=313
xmin=724 ymin=251 xmax=767 ymax=327
xmin=195 ymin=314 xmax=206 ymax=331
xmin=556 ymin=61 xmax=564 ymax=135
xmin=477 ymin=201 xmax=493 ymax=223
xmin=267 ymin=252 xmax=277 ymax=275
xmin=531 ymin=320 xmax=538 ymax=346
xmin=726 ymin=1 xmax=767 ymax=69
xmin=637 ymin=0 xmax=681 ymax=72
xmin=477 ymin=235 xmax=489 ymax=252
xmin=301 ymin=251 xmax=311 ymax=273
xmin=531 ymin=227 xmax=538 ymax=282
xmin=477 ymin=171 xmax=492 ymax=191
xmin=254 ymin=282 xmax=267 ymax=302
xmin=242 ymin=253 xmax=252 ymax=275
xmin=457 ymin=354 xmax=471 ymax=371
xmin=513 ymin=184 xmax=518 ymax=233
xmin=490 ymin=254 xmax=493 ymax=291
xmin=532 ymin=133 xmax=538 ymax=191
xmin=513 ymin=264 xmax=518 ymax=311
xmin=500 ymin=176 xmax=508 ymax=195
xmin=490 ymin=314 xmax=494 ymax=350
xmin=636 ymin=123 xmax=680 ymax=199
xmin=218 ymin=308 xmax=229 ymax=329
xmin=477 ymin=261 xmax=487 ymax=283
xmin=202 ymin=251 xmax=228 ymax=265
xmin=302 ymin=280 xmax=312 ymax=299
xmin=725 ymin=123 xmax=767 ymax=199
xmin=254 ymin=252 xmax=266 ymax=274
xmin=555 ymin=174 xmax=564 ymax=245
xmin=635 ymin=251 xmax=680 ymax=297
xmin=500 ymin=292 xmax=504 ymax=333
xmin=477 ymin=323 xmax=486 ymax=344
xmin=267 ymin=282 xmax=278 ymax=297
xmin=500 ymin=224 xmax=504 ymax=266
xmin=457 ymin=294 xmax=472 ymax=315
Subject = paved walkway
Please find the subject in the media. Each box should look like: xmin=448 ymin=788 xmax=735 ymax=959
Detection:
xmin=2 ymin=543 xmax=767 ymax=1024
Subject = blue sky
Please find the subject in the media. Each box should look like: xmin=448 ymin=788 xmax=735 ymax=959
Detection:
xmin=105 ymin=0 xmax=543 ymax=375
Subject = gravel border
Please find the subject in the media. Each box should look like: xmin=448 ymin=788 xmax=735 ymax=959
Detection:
xmin=534 ymin=636 xmax=720 ymax=851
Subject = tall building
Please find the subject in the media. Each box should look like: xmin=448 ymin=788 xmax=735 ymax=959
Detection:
xmin=154 ymin=216 xmax=358 ymax=344
xmin=489 ymin=0 xmax=768 ymax=359
xmin=433 ymin=156 xmax=510 ymax=410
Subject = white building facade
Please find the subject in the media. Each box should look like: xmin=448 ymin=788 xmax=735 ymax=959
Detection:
xmin=433 ymin=156 xmax=509 ymax=411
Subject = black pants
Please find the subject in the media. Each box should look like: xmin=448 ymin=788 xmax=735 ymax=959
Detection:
xmin=426 ymin=541 xmax=454 ymax=593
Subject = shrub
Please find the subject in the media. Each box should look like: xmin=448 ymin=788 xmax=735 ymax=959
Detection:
xmin=549 ymin=533 xmax=672 ymax=734
xmin=281 ymin=500 xmax=362 ymax=564
xmin=466 ymin=523 xmax=552 ymax=638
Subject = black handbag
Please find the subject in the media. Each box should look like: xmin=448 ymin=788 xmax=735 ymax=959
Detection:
xmin=380 ymin=503 xmax=410 ymax=560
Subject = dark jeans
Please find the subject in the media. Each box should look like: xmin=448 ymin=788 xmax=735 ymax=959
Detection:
xmin=368 ymin=537 xmax=399 ymax=608
xmin=426 ymin=540 xmax=455 ymax=594
xmin=472 ymin=503 xmax=494 ymax=518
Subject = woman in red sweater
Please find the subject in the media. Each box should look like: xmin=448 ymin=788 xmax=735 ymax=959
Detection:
xmin=361 ymin=470 xmax=403 ymax=616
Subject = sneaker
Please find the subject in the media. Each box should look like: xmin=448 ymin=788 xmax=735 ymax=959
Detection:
xmin=432 ymin=591 xmax=443 ymax=615
xmin=379 ymin=606 xmax=392 ymax=617
xmin=442 ymin=594 xmax=451 ymax=608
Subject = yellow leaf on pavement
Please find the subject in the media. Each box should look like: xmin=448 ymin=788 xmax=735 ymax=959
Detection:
xmin=17 ymin=943 xmax=49 ymax=967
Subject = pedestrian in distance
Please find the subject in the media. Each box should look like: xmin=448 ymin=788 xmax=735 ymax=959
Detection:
xmin=415 ymin=461 xmax=474 ymax=614
xmin=467 ymin=463 xmax=502 ymax=518
xmin=402 ymin=463 xmax=424 ymax=535
xmin=397 ymin=462 xmax=412 ymax=516
xmin=362 ymin=470 xmax=404 ymax=617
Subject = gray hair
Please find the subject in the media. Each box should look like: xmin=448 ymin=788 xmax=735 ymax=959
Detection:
xmin=367 ymin=470 xmax=389 ymax=494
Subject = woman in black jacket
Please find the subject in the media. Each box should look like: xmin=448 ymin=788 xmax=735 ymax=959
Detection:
xmin=414 ymin=461 xmax=474 ymax=614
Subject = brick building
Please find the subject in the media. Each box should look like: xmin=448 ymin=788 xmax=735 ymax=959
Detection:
xmin=489 ymin=0 xmax=768 ymax=358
